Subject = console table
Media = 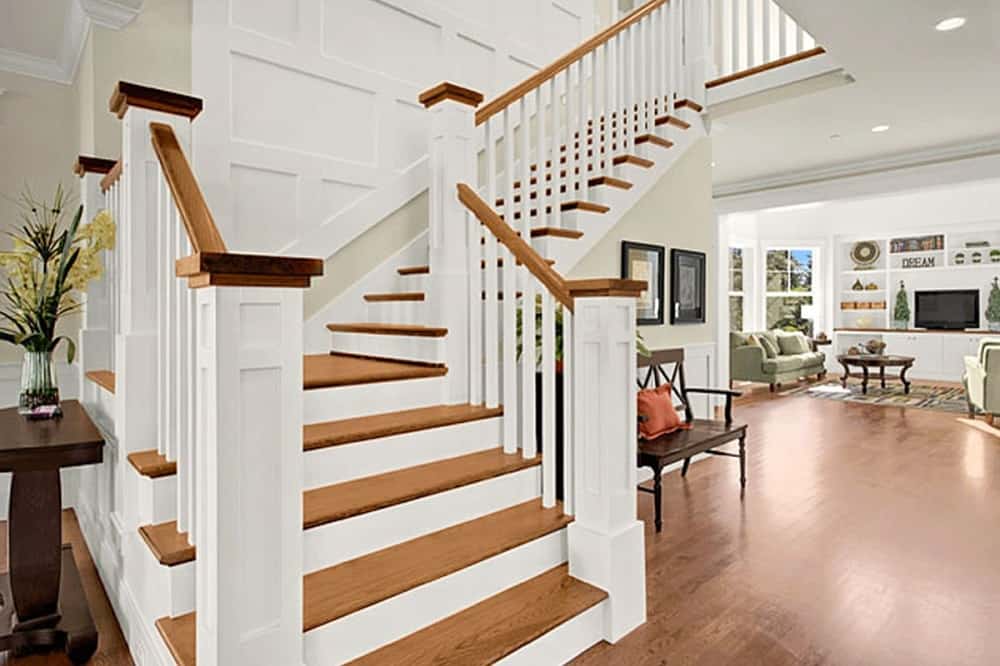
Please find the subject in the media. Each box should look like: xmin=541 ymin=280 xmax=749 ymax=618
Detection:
xmin=837 ymin=354 xmax=915 ymax=395
xmin=0 ymin=400 xmax=104 ymax=663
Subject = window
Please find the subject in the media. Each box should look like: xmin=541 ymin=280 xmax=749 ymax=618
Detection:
xmin=766 ymin=248 xmax=815 ymax=335
xmin=729 ymin=248 xmax=744 ymax=331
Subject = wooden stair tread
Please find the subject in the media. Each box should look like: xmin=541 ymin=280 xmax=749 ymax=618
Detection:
xmin=326 ymin=323 xmax=447 ymax=337
xmin=397 ymin=258 xmax=556 ymax=276
xmin=84 ymin=369 xmax=115 ymax=394
xmin=303 ymin=498 xmax=569 ymax=631
xmin=156 ymin=613 xmax=196 ymax=666
xmin=635 ymin=133 xmax=674 ymax=148
xmin=363 ymin=291 xmax=425 ymax=302
xmin=531 ymin=227 xmax=584 ymax=239
xmin=138 ymin=521 xmax=196 ymax=566
xmin=513 ymin=174 xmax=632 ymax=190
xmin=304 ymin=353 xmax=447 ymax=390
xmin=127 ymin=449 xmax=177 ymax=478
xmin=304 ymin=403 xmax=503 ymax=451
xmin=654 ymin=114 xmax=691 ymax=129
xmin=349 ymin=564 xmax=606 ymax=665
xmin=303 ymin=447 xmax=539 ymax=528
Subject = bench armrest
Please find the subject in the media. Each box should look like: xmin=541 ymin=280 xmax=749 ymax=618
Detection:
xmin=684 ymin=387 xmax=741 ymax=425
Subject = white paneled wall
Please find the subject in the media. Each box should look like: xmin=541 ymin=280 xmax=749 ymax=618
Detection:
xmin=192 ymin=0 xmax=594 ymax=259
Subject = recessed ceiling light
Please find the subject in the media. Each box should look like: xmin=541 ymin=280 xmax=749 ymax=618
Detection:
xmin=935 ymin=17 xmax=966 ymax=31
xmin=711 ymin=161 xmax=717 ymax=167
xmin=871 ymin=125 xmax=890 ymax=133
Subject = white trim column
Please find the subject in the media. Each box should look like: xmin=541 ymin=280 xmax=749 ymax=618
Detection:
xmin=568 ymin=295 xmax=646 ymax=641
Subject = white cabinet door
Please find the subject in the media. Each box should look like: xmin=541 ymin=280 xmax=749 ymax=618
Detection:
xmin=887 ymin=334 xmax=942 ymax=380
xmin=942 ymin=335 xmax=977 ymax=382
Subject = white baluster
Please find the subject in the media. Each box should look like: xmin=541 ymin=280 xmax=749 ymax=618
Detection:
xmin=467 ymin=207 xmax=483 ymax=405
xmin=186 ymin=244 xmax=197 ymax=543
xmin=484 ymin=118 xmax=499 ymax=409
xmin=561 ymin=306 xmax=573 ymax=515
xmin=549 ymin=76 xmax=561 ymax=230
xmin=653 ymin=8 xmax=663 ymax=119
xmin=502 ymin=108 xmax=517 ymax=453
xmin=604 ymin=41 xmax=614 ymax=178
xmin=762 ymin=0 xmax=771 ymax=63
xmin=777 ymin=4 xmax=787 ymax=58
xmin=541 ymin=289 xmax=556 ymax=507
xmin=730 ymin=0 xmax=739 ymax=74
xmin=156 ymin=170 xmax=168 ymax=458
xmin=172 ymin=191 xmax=189 ymax=535
xmin=795 ymin=19 xmax=804 ymax=53
xmin=579 ymin=53 xmax=589 ymax=200
xmin=643 ymin=15 xmax=651 ymax=135
xmin=521 ymin=93 xmax=539 ymax=459
xmin=566 ymin=64 xmax=576 ymax=209
xmin=746 ymin=0 xmax=754 ymax=69
xmin=625 ymin=26 xmax=635 ymax=155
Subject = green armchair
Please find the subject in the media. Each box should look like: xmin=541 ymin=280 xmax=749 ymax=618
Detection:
xmin=731 ymin=330 xmax=827 ymax=391
xmin=963 ymin=338 xmax=1000 ymax=424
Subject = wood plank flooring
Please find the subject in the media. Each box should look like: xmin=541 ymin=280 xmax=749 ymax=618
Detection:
xmin=572 ymin=395 xmax=1000 ymax=666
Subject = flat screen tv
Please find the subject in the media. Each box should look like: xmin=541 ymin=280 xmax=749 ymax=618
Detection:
xmin=914 ymin=290 xmax=979 ymax=330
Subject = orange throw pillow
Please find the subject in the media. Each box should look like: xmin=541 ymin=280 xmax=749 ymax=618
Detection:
xmin=637 ymin=384 xmax=690 ymax=440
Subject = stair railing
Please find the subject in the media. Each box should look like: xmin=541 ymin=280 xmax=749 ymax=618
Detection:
xmin=711 ymin=0 xmax=819 ymax=81
xmin=110 ymin=81 xmax=321 ymax=665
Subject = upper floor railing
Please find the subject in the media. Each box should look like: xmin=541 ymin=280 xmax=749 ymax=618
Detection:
xmin=710 ymin=0 xmax=820 ymax=83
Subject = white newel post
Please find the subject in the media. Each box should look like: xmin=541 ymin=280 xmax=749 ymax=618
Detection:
xmin=195 ymin=286 xmax=304 ymax=665
xmin=114 ymin=91 xmax=198 ymax=526
xmin=568 ymin=295 xmax=646 ymax=641
xmin=683 ymin=0 xmax=712 ymax=105
xmin=420 ymin=83 xmax=483 ymax=405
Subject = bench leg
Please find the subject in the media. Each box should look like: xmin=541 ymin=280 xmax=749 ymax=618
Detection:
xmin=653 ymin=462 xmax=663 ymax=533
xmin=681 ymin=457 xmax=691 ymax=477
xmin=739 ymin=435 xmax=747 ymax=488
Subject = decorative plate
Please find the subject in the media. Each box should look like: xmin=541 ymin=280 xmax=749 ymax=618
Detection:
xmin=850 ymin=241 xmax=881 ymax=268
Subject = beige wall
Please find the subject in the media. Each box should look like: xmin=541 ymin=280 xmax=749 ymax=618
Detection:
xmin=0 ymin=0 xmax=192 ymax=364
xmin=570 ymin=138 xmax=716 ymax=349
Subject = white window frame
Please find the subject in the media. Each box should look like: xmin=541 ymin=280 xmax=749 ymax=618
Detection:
xmin=763 ymin=246 xmax=820 ymax=335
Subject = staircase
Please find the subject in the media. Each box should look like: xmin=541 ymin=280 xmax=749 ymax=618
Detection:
xmin=70 ymin=0 xmax=722 ymax=663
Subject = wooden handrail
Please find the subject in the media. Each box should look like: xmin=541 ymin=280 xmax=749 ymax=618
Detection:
xmin=148 ymin=122 xmax=227 ymax=254
xmin=457 ymin=183 xmax=574 ymax=312
xmin=475 ymin=0 xmax=666 ymax=125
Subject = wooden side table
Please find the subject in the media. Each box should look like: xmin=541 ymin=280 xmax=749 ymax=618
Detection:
xmin=0 ymin=400 xmax=104 ymax=663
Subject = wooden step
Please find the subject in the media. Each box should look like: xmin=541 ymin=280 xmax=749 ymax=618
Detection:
xmin=349 ymin=564 xmax=606 ymax=665
xmin=397 ymin=258 xmax=556 ymax=276
xmin=613 ymin=153 xmax=655 ymax=168
xmin=303 ymin=353 xmax=447 ymax=390
xmin=479 ymin=227 xmax=584 ymax=244
xmin=84 ymin=369 xmax=115 ymax=394
xmin=156 ymin=613 xmax=195 ymax=666
xmin=138 ymin=520 xmax=196 ymax=566
xmin=675 ymin=97 xmax=703 ymax=112
xmin=303 ymin=447 xmax=539 ymax=529
xmin=304 ymin=403 xmax=503 ymax=451
xmin=500 ymin=200 xmax=610 ymax=221
xmin=127 ymin=449 xmax=177 ymax=479
xmin=363 ymin=291 xmax=425 ymax=302
xmin=303 ymin=498 xmax=569 ymax=631
xmin=654 ymin=113 xmax=691 ymax=130
xmin=635 ymin=133 xmax=674 ymax=148
xmin=326 ymin=323 xmax=447 ymax=337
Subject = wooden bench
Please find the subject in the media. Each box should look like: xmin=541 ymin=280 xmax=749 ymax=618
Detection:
xmin=637 ymin=349 xmax=748 ymax=532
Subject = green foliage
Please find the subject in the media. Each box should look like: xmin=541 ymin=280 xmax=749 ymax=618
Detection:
xmin=893 ymin=281 xmax=910 ymax=323
xmin=986 ymin=277 xmax=1000 ymax=323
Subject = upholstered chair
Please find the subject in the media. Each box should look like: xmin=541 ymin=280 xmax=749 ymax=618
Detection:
xmin=964 ymin=339 xmax=1000 ymax=424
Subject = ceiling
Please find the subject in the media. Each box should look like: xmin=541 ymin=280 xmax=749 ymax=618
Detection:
xmin=0 ymin=0 xmax=141 ymax=84
xmin=711 ymin=0 xmax=1000 ymax=194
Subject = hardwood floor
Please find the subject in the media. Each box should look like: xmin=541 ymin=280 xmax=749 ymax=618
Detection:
xmin=0 ymin=510 xmax=133 ymax=665
xmin=573 ymin=395 xmax=1000 ymax=666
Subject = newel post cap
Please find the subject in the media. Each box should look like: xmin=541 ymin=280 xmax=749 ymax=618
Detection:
xmin=73 ymin=155 xmax=118 ymax=178
xmin=418 ymin=82 xmax=485 ymax=109
xmin=109 ymin=81 xmax=204 ymax=119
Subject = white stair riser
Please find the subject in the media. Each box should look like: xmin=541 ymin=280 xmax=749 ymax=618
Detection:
xmin=366 ymin=300 xmax=427 ymax=325
xmin=531 ymin=234 xmax=584 ymax=260
xmin=613 ymin=161 xmax=654 ymax=182
xmin=304 ymin=465 xmax=540 ymax=572
xmin=124 ymin=531 xmax=195 ymax=620
xmin=304 ymin=375 xmax=446 ymax=422
xmin=136 ymin=475 xmax=177 ymax=525
xmin=397 ymin=273 xmax=428 ymax=292
xmin=304 ymin=417 xmax=501 ymax=489
xmin=496 ymin=600 xmax=606 ymax=665
xmin=304 ymin=528 xmax=567 ymax=665
xmin=329 ymin=331 xmax=447 ymax=365
xmin=585 ymin=185 xmax=631 ymax=210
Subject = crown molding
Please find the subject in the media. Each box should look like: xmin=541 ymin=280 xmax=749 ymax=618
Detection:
xmin=714 ymin=137 xmax=1000 ymax=200
xmin=0 ymin=0 xmax=142 ymax=85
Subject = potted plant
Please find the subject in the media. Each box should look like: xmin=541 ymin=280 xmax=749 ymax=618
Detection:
xmin=986 ymin=277 xmax=1000 ymax=332
xmin=892 ymin=280 xmax=910 ymax=330
xmin=0 ymin=186 xmax=114 ymax=417
xmin=991 ymin=249 xmax=1000 ymax=263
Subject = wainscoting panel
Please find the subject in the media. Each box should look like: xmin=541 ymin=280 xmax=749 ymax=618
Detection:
xmin=192 ymin=0 xmax=594 ymax=259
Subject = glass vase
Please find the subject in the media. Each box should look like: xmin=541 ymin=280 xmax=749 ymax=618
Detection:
xmin=18 ymin=351 xmax=61 ymax=418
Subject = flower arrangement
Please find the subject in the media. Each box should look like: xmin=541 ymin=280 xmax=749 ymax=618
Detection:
xmin=892 ymin=280 xmax=909 ymax=329
xmin=0 ymin=186 xmax=115 ymax=416
xmin=986 ymin=277 xmax=1000 ymax=332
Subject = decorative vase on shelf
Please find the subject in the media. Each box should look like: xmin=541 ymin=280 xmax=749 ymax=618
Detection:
xmin=18 ymin=350 xmax=61 ymax=417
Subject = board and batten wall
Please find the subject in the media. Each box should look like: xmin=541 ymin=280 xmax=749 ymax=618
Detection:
xmin=570 ymin=138 xmax=719 ymax=415
xmin=191 ymin=0 xmax=595 ymax=261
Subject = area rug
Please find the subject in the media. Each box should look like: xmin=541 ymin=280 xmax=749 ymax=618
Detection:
xmin=783 ymin=380 xmax=972 ymax=414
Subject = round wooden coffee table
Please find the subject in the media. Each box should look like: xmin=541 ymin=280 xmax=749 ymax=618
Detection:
xmin=837 ymin=354 xmax=915 ymax=395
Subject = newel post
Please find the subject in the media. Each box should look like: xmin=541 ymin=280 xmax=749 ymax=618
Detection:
xmin=419 ymin=82 xmax=483 ymax=404
xmin=111 ymin=82 xmax=203 ymax=526
xmin=568 ymin=292 xmax=647 ymax=642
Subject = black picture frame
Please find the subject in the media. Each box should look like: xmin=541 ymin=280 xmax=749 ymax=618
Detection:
xmin=621 ymin=241 xmax=665 ymax=325
xmin=670 ymin=248 xmax=706 ymax=324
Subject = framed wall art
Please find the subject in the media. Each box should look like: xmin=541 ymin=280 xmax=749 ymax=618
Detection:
xmin=670 ymin=248 xmax=706 ymax=324
xmin=621 ymin=241 xmax=665 ymax=325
